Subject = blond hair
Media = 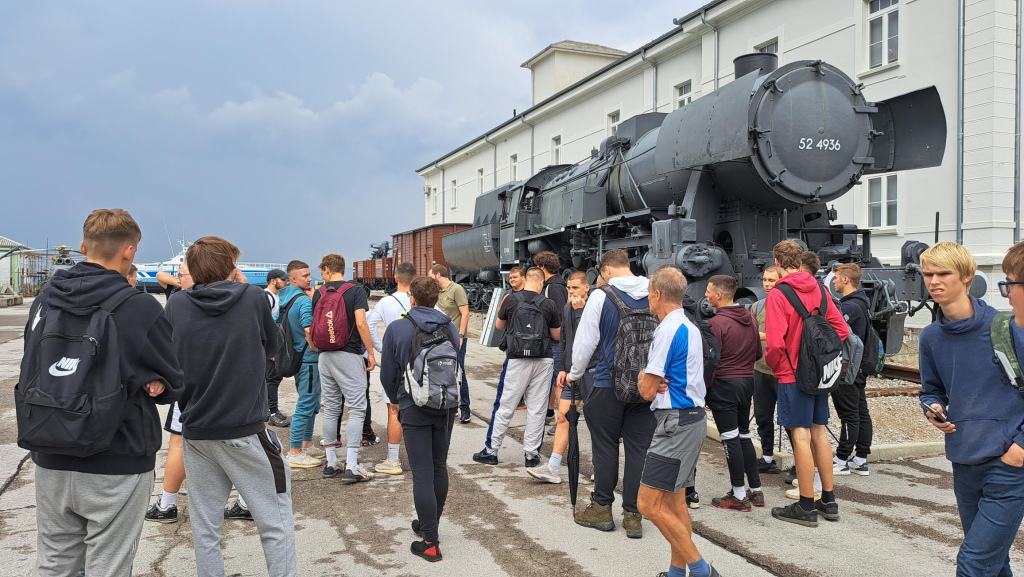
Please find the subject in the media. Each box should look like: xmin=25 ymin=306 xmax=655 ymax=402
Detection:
xmin=920 ymin=242 xmax=976 ymax=287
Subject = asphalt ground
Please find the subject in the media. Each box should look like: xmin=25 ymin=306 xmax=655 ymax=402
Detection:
xmin=0 ymin=299 xmax=1022 ymax=576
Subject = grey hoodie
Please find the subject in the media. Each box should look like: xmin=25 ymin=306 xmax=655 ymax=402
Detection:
xmin=379 ymin=306 xmax=460 ymax=412
xmin=165 ymin=281 xmax=279 ymax=440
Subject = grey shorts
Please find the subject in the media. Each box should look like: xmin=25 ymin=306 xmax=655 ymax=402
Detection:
xmin=560 ymin=369 xmax=594 ymax=402
xmin=641 ymin=409 xmax=706 ymax=493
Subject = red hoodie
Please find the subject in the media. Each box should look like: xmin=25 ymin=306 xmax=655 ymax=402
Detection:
xmin=765 ymin=271 xmax=849 ymax=384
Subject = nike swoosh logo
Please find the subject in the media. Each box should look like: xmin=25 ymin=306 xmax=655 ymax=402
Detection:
xmin=31 ymin=309 xmax=42 ymax=331
xmin=48 ymin=363 xmax=75 ymax=377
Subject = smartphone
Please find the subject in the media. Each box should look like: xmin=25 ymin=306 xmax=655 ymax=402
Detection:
xmin=920 ymin=401 xmax=946 ymax=423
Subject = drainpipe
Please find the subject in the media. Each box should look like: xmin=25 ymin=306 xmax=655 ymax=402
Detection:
xmin=640 ymin=47 xmax=657 ymax=112
xmin=434 ymin=162 xmax=446 ymax=224
xmin=484 ymin=133 xmax=498 ymax=189
xmin=519 ymin=115 xmax=535 ymax=176
xmin=956 ymin=0 xmax=964 ymax=244
xmin=1015 ymin=0 xmax=1022 ymax=243
xmin=700 ymin=9 xmax=720 ymax=91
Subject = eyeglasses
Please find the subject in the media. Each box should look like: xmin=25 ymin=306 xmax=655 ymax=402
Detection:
xmin=998 ymin=280 xmax=1024 ymax=298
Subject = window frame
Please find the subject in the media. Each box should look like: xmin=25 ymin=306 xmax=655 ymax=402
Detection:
xmin=675 ymin=81 xmax=692 ymax=110
xmin=478 ymin=169 xmax=484 ymax=195
xmin=451 ymin=179 xmax=457 ymax=210
xmin=607 ymin=110 xmax=621 ymax=136
xmin=867 ymin=0 xmax=899 ymax=70
xmin=866 ymin=173 xmax=898 ymax=229
xmin=551 ymin=135 xmax=562 ymax=165
xmin=509 ymin=154 xmax=518 ymax=181
xmin=757 ymin=39 xmax=779 ymax=55
xmin=432 ymin=188 xmax=438 ymax=214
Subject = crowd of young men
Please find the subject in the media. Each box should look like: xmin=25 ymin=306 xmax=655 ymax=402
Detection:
xmin=18 ymin=209 xmax=1024 ymax=576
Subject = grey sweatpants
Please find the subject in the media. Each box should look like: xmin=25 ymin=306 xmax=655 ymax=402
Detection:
xmin=487 ymin=357 xmax=553 ymax=456
xmin=320 ymin=350 xmax=367 ymax=452
xmin=34 ymin=467 xmax=153 ymax=577
xmin=183 ymin=432 xmax=296 ymax=577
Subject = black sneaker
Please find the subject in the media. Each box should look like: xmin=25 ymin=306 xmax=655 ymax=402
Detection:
xmin=266 ymin=412 xmax=291 ymax=427
xmin=473 ymin=449 xmax=498 ymax=465
xmin=784 ymin=466 xmax=798 ymax=486
xmin=361 ymin=432 xmax=380 ymax=447
xmin=815 ymin=499 xmax=840 ymax=521
xmin=341 ymin=466 xmax=374 ymax=484
xmin=411 ymin=540 xmax=442 ymax=562
xmin=323 ymin=464 xmax=342 ymax=479
xmin=224 ymin=501 xmax=253 ymax=520
xmin=757 ymin=459 xmax=781 ymax=474
xmin=686 ymin=491 xmax=700 ymax=509
xmin=460 ymin=407 xmax=471 ymax=423
xmin=771 ymin=502 xmax=819 ymax=527
xmin=411 ymin=519 xmax=422 ymax=536
xmin=524 ymin=453 xmax=540 ymax=468
xmin=145 ymin=503 xmax=178 ymax=524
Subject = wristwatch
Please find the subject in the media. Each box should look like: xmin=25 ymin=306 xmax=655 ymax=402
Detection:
xmin=459 ymin=333 xmax=465 ymax=338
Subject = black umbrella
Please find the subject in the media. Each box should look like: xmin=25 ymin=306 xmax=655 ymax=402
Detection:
xmin=567 ymin=382 xmax=581 ymax=514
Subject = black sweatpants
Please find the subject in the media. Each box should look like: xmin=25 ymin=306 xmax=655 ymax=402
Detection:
xmin=401 ymin=405 xmax=457 ymax=542
xmin=752 ymin=371 xmax=792 ymax=456
xmin=266 ymin=360 xmax=283 ymax=415
xmin=335 ymin=359 xmax=374 ymax=437
xmin=583 ymin=387 xmax=656 ymax=513
xmin=707 ymin=377 xmax=761 ymax=490
xmin=831 ymin=374 xmax=873 ymax=460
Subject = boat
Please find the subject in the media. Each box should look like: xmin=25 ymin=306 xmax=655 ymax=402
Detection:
xmin=135 ymin=241 xmax=287 ymax=291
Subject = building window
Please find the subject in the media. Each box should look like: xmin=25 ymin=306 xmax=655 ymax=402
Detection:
xmin=676 ymin=82 xmax=692 ymax=109
xmin=478 ymin=169 xmax=484 ymax=195
xmin=451 ymin=180 xmax=457 ymax=209
xmin=758 ymin=40 xmax=778 ymax=54
xmin=551 ymin=136 xmax=561 ymax=165
xmin=608 ymin=111 xmax=620 ymax=136
xmin=867 ymin=174 xmax=897 ymax=228
xmin=432 ymin=188 xmax=437 ymax=214
xmin=868 ymin=0 xmax=898 ymax=69
xmin=510 ymin=154 xmax=518 ymax=181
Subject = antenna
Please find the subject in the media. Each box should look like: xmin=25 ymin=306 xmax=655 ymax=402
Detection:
xmin=161 ymin=213 xmax=175 ymax=258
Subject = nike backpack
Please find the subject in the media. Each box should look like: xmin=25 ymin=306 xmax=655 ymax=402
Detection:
xmin=504 ymin=292 xmax=550 ymax=358
xmin=15 ymin=287 xmax=138 ymax=457
xmin=310 ymin=283 xmax=355 ymax=352
xmin=776 ymin=284 xmax=845 ymax=395
xmin=405 ymin=320 xmax=460 ymax=410
xmin=598 ymin=285 xmax=660 ymax=404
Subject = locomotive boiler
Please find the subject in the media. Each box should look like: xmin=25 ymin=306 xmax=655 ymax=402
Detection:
xmin=441 ymin=53 xmax=972 ymax=353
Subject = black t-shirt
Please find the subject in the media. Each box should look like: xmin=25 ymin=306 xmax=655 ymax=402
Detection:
xmin=312 ymin=281 xmax=368 ymax=355
xmin=497 ymin=290 xmax=562 ymax=359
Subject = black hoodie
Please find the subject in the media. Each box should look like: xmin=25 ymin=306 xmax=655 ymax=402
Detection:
xmin=379 ymin=307 xmax=460 ymax=413
xmin=839 ymin=290 xmax=871 ymax=342
xmin=27 ymin=262 xmax=184 ymax=475
xmin=165 ymin=281 xmax=280 ymax=440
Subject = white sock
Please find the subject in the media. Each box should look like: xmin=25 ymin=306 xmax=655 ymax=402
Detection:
xmin=750 ymin=487 xmax=763 ymax=494
xmin=733 ymin=486 xmax=747 ymax=500
xmin=159 ymin=491 xmax=178 ymax=509
xmin=762 ymin=455 xmax=774 ymax=463
xmin=834 ymin=456 xmax=847 ymax=466
xmin=813 ymin=469 xmax=822 ymax=491
xmin=549 ymin=453 xmax=563 ymax=473
xmin=852 ymin=456 xmax=867 ymax=466
xmin=236 ymin=494 xmax=247 ymax=509
xmin=388 ymin=443 xmax=400 ymax=463
xmin=347 ymin=448 xmax=360 ymax=472
xmin=326 ymin=446 xmax=338 ymax=466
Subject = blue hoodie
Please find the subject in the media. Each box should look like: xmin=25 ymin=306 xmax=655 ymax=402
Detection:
xmin=919 ymin=296 xmax=1024 ymax=465
xmin=277 ymin=285 xmax=318 ymax=363
xmin=379 ymin=306 xmax=460 ymax=412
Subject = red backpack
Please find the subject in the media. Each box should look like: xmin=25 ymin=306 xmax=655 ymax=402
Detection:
xmin=311 ymin=283 xmax=355 ymax=351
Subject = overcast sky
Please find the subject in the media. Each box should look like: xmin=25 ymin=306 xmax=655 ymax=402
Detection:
xmin=0 ymin=0 xmax=704 ymax=270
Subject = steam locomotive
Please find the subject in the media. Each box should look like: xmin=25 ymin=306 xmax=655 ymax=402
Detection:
xmin=438 ymin=53 xmax=978 ymax=354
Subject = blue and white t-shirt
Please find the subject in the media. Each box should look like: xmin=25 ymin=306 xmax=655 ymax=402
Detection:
xmin=645 ymin=308 xmax=706 ymax=410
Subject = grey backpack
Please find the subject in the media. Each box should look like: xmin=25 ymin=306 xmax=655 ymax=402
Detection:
xmin=404 ymin=320 xmax=459 ymax=410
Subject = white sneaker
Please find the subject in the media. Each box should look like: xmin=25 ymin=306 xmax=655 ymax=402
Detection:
xmin=785 ymin=487 xmax=822 ymax=500
xmin=833 ymin=460 xmax=851 ymax=476
xmin=526 ymin=463 xmax=562 ymax=484
xmin=288 ymin=452 xmax=322 ymax=469
xmin=305 ymin=446 xmax=326 ymax=459
xmin=375 ymin=459 xmax=403 ymax=475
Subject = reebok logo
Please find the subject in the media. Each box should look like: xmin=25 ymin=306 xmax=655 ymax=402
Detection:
xmin=48 ymin=357 xmax=81 ymax=377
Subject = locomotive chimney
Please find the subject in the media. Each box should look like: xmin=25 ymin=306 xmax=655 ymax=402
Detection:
xmin=733 ymin=52 xmax=778 ymax=78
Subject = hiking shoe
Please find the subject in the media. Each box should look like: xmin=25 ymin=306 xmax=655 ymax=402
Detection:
xmin=145 ymin=503 xmax=178 ymax=524
xmin=473 ymin=449 xmax=498 ymax=465
xmin=545 ymin=414 xmax=556 ymax=426
xmin=686 ymin=491 xmax=700 ymax=509
xmin=223 ymin=501 xmax=253 ymax=520
xmin=750 ymin=491 xmax=765 ymax=508
xmin=526 ymin=463 xmax=561 ymax=484
xmin=341 ymin=465 xmax=374 ymax=484
xmin=712 ymin=491 xmax=752 ymax=512
xmin=323 ymin=464 xmax=342 ymax=479
xmin=547 ymin=424 xmax=557 ymax=436
xmin=785 ymin=487 xmax=822 ymax=500
xmin=815 ymin=499 xmax=840 ymax=521
xmin=833 ymin=460 xmax=851 ymax=476
xmin=410 ymin=540 xmax=442 ymax=562
xmin=850 ymin=461 xmax=870 ymax=476
xmin=361 ymin=432 xmax=380 ymax=447
xmin=575 ymin=501 xmax=615 ymax=531
xmin=375 ymin=459 xmax=403 ymax=475
xmin=622 ymin=511 xmax=643 ymax=539
xmin=266 ymin=412 xmax=291 ymax=427
xmin=784 ymin=466 xmax=797 ymax=485
xmin=524 ymin=453 xmax=540 ymax=468
xmin=411 ymin=519 xmax=422 ymax=536
xmin=460 ymin=407 xmax=471 ymax=423
xmin=288 ymin=452 xmax=322 ymax=468
xmin=757 ymin=459 xmax=780 ymax=474
xmin=771 ymin=501 xmax=819 ymax=527
xmin=305 ymin=445 xmax=326 ymax=459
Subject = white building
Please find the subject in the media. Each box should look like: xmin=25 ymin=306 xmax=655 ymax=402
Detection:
xmin=417 ymin=0 xmax=1022 ymax=293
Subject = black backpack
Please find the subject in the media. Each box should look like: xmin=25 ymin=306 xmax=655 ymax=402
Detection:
xmin=849 ymin=298 xmax=884 ymax=376
xmin=15 ymin=287 xmax=139 ymax=457
xmin=274 ymin=295 xmax=307 ymax=378
xmin=598 ymin=285 xmax=659 ymax=404
xmin=682 ymin=294 xmax=721 ymax=384
xmin=504 ymin=292 xmax=550 ymax=358
xmin=776 ymin=284 xmax=845 ymax=395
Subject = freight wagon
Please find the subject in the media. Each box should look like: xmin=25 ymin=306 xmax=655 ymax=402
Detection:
xmin=352 ymin=223 xmax=471 ymax=295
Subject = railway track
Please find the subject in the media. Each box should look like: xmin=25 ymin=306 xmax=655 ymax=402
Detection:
xmin=879 ymin=363 xmax=921 ymax=383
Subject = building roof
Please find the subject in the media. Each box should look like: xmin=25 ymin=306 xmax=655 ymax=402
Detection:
xmin=520 ymin=40 xmax=628 ymax=69
xmin=0 ymin=235 xmax=28 ymax=250
xmin=416 ymin=0 xmax=731 ymax=174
